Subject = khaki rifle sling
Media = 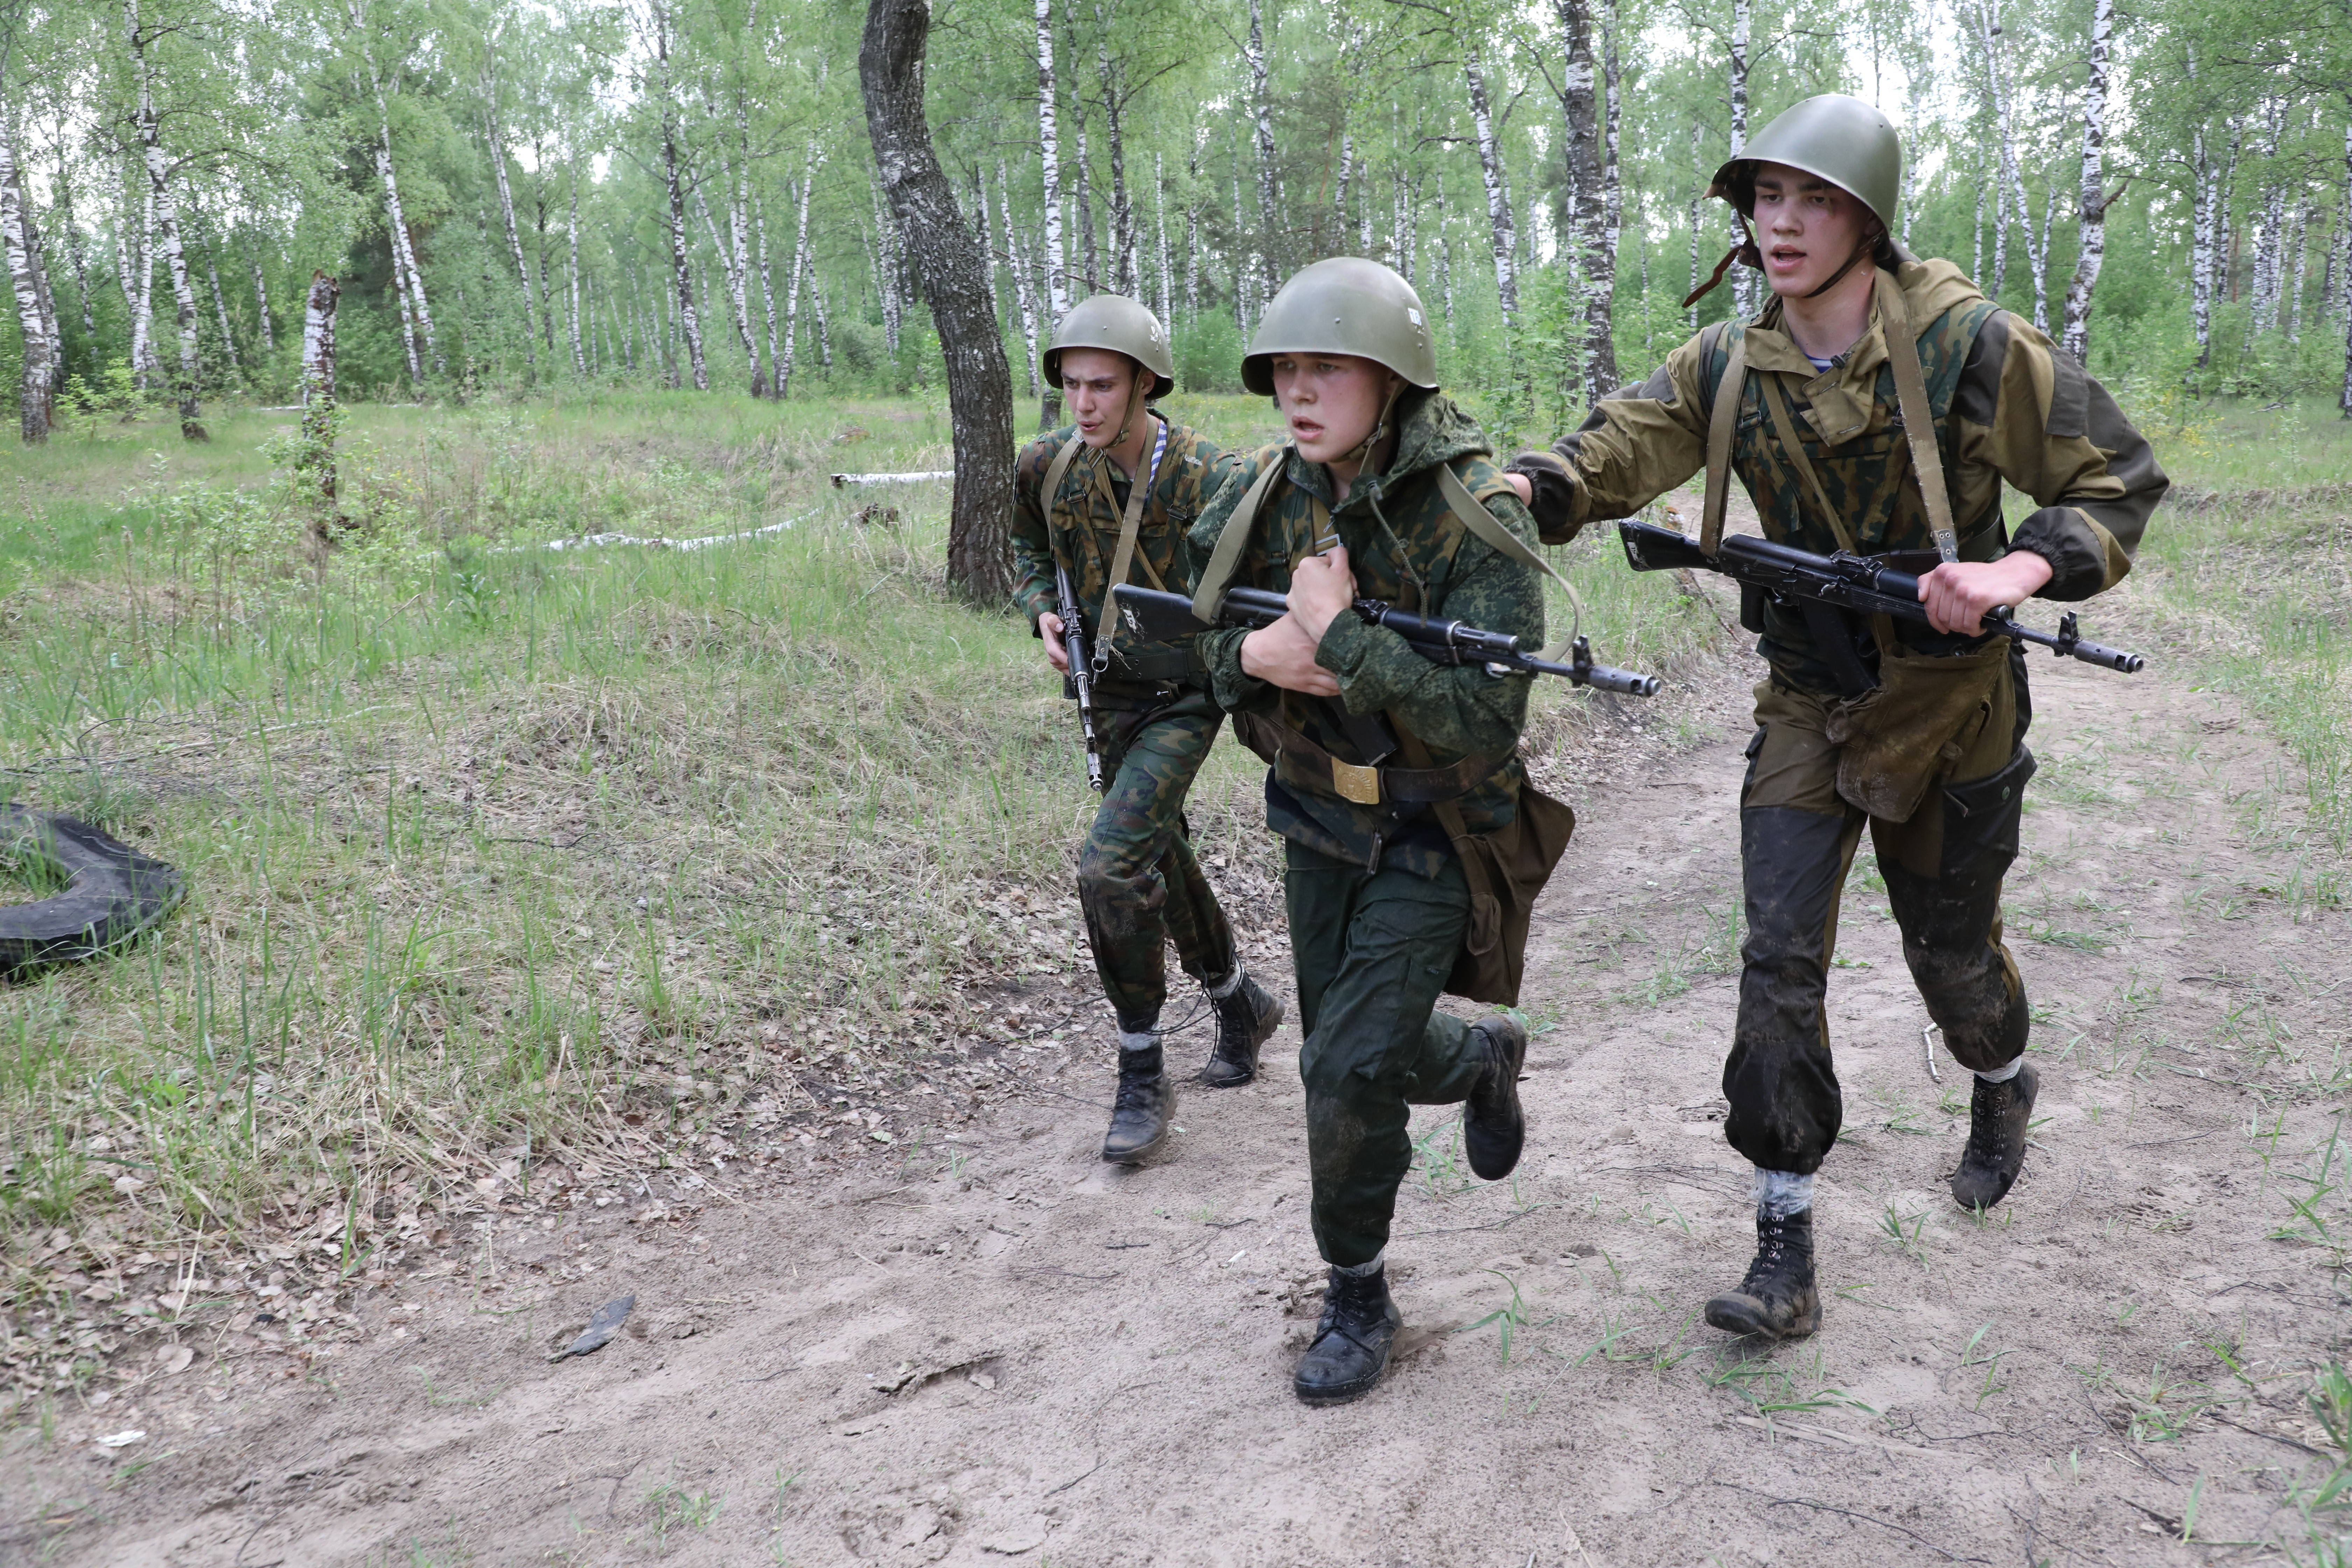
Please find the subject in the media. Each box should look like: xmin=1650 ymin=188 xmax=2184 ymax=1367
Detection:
xmin=1431 ymin=462 xmax=1584 ymax=664
xmin=1873 ymin=269 xmax=1961 ymax=564
xmin=1092 ymin=418 xmax=1170 ymax=666
xmin=1191 ymin=446 xmax=1291 ymax=624
xmin=1699 ymin=324 xmax=1750 ymax=556
xmin=1042 ymin=428 xmax=1171 ymax=666
xmin=1756 ymin=372 xmax=1900 ymax=656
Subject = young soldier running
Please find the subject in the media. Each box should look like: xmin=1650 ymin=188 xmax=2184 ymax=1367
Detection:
xmin=1010 ymin=295 xmax=1282 ymax=1165
xmin=1501 ymin=95 xmax=2167 ymax=1340
xmin=1189 ymin=259 xmax=1566 ymax=1405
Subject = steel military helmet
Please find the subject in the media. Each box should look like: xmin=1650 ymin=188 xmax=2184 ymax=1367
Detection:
xmin=1707 ymin=93 xmax=1912 ymax=261
xmin=1241 ymin=258 xmax=1439 ymax=397
xmin=1042 ymin=294 xmax=1176 ymax=399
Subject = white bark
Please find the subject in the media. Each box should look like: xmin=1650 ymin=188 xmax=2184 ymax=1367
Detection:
xmin=1247 ymin=0 xmax=1278 ymax=302
xmin=755 ymin=191 xmax=778 ymax=395
xmin=1974 ymin=0 xmax=2012 ymax=302
xmin=482 ymin=87 xmax=537 ymax=379
xmin=1034 ymin=0 xmax=1069 ymax=321
xmin=2060 ymin=0 xmax=2113 ymax=362
xmin=0 ymin=125 xmax=51 ymax=440
xmin=1183 ymin=142 xmax=1202 ymax=317
xmin=1464 ymin=48 xmax=1518 ymax=328
xmin=128 ymin=0 xmax=203 ymax=436
xmin=694 ymin=179 xmax=756 ymax=379
xmin=566 ymin=170 xmax=586 ymax=374
xmin=251 ymin=255 xmax=274 ymax=353
xmin=202 ymin=231 xmax=238 ymax=372
xmin=644 ymin=1 xmax=706 ymax=390
xmin=779 ymin=163 xmax=816 ymax=398
xmin=868 ymin=184 xmax=902 ymax=354
xmin=1154 ymin=151 xmax=1172 ymax=323
xmin=1094 ymin=3 xmax=1134 ymax=295
xmin=1728 ymin=0 xmax=1754 ymax=315
xmin=2339 ymin=120 xmax=2352 ymax=414
xmin=999 ymin=160 xmax=1040 ymax=394
xmin=2253 ymin=96 xmax=2286 ymax=333
xmin=348 ymin=2 xmax=439 ymax=385
xmin=300 ymin=270 xmax=337 ymax=510
xmin=132 ymin=176 xmax=157 ymax=386
xmin=1557 ymin=0 xmax=1617 ymax=401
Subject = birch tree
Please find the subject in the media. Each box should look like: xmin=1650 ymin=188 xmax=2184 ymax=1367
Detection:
xmin=126 ymin=0 xmax=205 ymax=439
xmin=0 ymin=117 xmax=52 ymax=441
xmin=1246 ymin=0 xmax=1278 ymax=303
xmin=2059 ymin=0 xmax=2114 ymax=361
xmin=1555 ymin=0 xmax=1616 ymax=404
xmin=1464 ymin=45 xmax=1518 ymax=329
xmin=1034 ymin=0 xmax=1069 ymax=324
xmin=640 ymin=0 xmax=706 ymax=391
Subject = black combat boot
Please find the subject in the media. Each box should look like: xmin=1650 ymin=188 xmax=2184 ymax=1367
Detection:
xmin=1203 ymin=973 xmax=1283 ymax=1088
xmin=1462 ymin=1014 xmax=1528 ymax=1181
xmin=1100 ymin=1042 xmax=1175 ymax=1163
xmin=1704 ymin=1208 xmax=1821 ymax=1341
xmin=1950 ymin=1061 xmax=2039 ymax=1211
xmin=1292 ymin=1263 xmax=1403 ymax=1406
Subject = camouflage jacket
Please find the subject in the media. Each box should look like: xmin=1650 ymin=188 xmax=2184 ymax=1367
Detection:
xmin=1524 ymin=259 xmax=2168 ymax=693
xmin=1010 ymin=416 xmax=1229 ymax=702
xmin=1188 ymin=391 xmax=1541 ymax=878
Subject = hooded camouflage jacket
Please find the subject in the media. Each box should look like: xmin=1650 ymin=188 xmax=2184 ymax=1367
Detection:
xmin=1520 ymin=259 xmax=2167 ymax=693
xmin=1010 ymin=416 xmax=1229 ymax=701
xmin=1188 ymin=391 xmax=1542 ymax=878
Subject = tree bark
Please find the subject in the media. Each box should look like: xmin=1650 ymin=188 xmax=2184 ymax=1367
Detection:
xmin=301 ymin=271 xmax=338 ymax=513
xmin=1247 ymin=0 xmax=1278 ymax=303
xmin=1095 ymin=2 xmax=1133 ymax=295
xmin=0 ymin=121 xmax=51 ymax=441
xmin=127 ymin=0 xmax=203 ymax=438
xmin=482 ymin=96 xmax=537 ymax=382
xmin=1556 ymin=0 xmax=1616 ymax=404
xmin=566 ymin=169 xmax=587 ymax=374
xmin=647 ymin=2 xmax=707 ymax=390
xmin=349 ymin=6 xmax=439 ymax=384
xmin=1464 ymin=47 xmax=1517 ymax=329
xmin=756 ymin=190 xmax=779 ymax=397
xmin=997 ymin=162 xmax=1041 ymax=394
xmin=2339 ymin=116 xmax=2352 ymax=415
xmin=2060 ymin=0 xmax=2113 ymax=362
xmin=251 ymin=255 xmax=274 ymax=353
xmin=1154 ymin=151 xmax=1172 ymax=324
xmin=52 ymin=132 xmax=96 ymax=337
xmin=695 ymin=180 xmax=757 ymax=381
xmin=1063 ymin=0 xmax=1097 ymax=292
xmin=128 ymin=167 xmax=156 ymax=387
xmin=860 ymin=0 xmax=1015 ymax=599
xmin=868 ymin=182 xmax=903 ymax=355
xmin=779 ymin=162 xmax=816 ymax=398
xmin=2252 ymin=96 xmax=2287 ymax=334
xmin=1033 ymin=0 xmax=1069 ymax=323
xmin=1974 ymin=0 xmax=2015 ymax=304
xmin=1728 ymin=0 xmax=1755 ymax=315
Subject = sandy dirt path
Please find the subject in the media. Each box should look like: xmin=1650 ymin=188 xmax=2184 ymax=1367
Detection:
xmin=8 ymin=625 xmax=2349 ymax=1567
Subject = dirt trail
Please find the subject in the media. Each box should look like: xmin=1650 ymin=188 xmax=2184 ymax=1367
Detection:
xmin=9 ymin=624 xmax=2349 ymax=1567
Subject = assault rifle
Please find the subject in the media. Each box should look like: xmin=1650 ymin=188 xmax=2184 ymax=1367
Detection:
xmin=1111 ymin=583 xmax=1662 ymax=696
xmin=1616 ymin=517 xmax=2146 ymax=676
xmin=1054 ymin=564 xmax=1108 ymax=792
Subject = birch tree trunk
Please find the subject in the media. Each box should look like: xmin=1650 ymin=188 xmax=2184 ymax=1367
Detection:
xmin=2059 ymin=0 xmax=2113 ymax=362
xmin=1247 ymin=0 xmax=1279 ymax=302
xmin=1062 ymin=0 xmax=1096 ymax=291
xmin=0 ymin=124 xmax=52 ymax=441
xmin=1602 ymin=0 xmax=1622 ymax=240
xmin=1033 ymin=0 xmax=1069 ymax=324
xmin=756 ymin=191 xmax=779 ymax=397
xmin=251 ymin=255 xmax=274 ymax=353
xmin=1728 ymin=0 xmax=1755 ymax=316
xmin=128 ymin=0 xmax=204 ymax=439
xmin=357 ymin=43 xmax=439 ymax=383
xmin=2339 ymin=118 xmax=2352 ymax=415
xmin=2252 ymin=97 xmax=2286 ymax=334
xmin=1154 ymin=152 xmax=1172 ymax=324
xmin=1464 ymin=49 xmax=1517 ymax=329
xmin=1095 ymin=5 xmax=1134 ymax=295
xmin=129 ymin=173 xmax=156 ymax=388
xmin=52 ymin=136 xmax=96 ymax=336
xmin=300 ymin=271 xmax=338 ymax=514
xmin=999 ymin=160 xmax=1041 ymax=394
xmin=868 ymin=185 xmax=903 ymax=354
xmin=647 ymin=2 xmax=707 ymax=390
xmin=1556 ymin=0 xmax=1616 ymax=405
xmin=813 ymin=279 xmax=832 ymax=369
xmin=483 ymin=103 xmax=536 ymax=381
xmin=859 ymin=0 xmax=1016 ymax=599
xmin=1975 ymin=0 xmax=2015 ymax=303
xmin=203 ymin=237 xmax=238 ymax=373
xmin=779 ymin=163 xmax=815 ymax=398
xmin=694 ymin=182 xmax=757 ymax=382
xmin=566 ymin=170 xmax=586 ymax=374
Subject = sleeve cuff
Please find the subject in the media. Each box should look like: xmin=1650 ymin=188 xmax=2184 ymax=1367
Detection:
xmin=2010 ymin=505 xmax=2122 ymax=602
xmin=1503 ymin=450 xmax=1583 ymax=542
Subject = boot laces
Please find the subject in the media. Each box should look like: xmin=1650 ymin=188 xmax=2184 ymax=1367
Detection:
xmin=1315 ymin=1272 xmax=1385 ymax=1345
xmin=1112 ymin=1065 xmax=1161 ymax=1114
xmin=1740 ymin=1216 xmax=1800 ymax=1295
xmin=1963 ymin=1077 xmax=2015 ymax=1166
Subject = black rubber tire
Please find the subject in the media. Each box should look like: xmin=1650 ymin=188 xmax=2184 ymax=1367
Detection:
xmin=0 ymin=804 xmax=185 ymax=973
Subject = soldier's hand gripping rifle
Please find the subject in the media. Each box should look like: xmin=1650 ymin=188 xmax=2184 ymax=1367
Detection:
xmin=1616 ymin=517 xmax=2146 ymax=675
xmin=1054 ymin=564 xmax=1109 ymax=792
xmin=1111 ymin=583 xmax=1662 ymax=696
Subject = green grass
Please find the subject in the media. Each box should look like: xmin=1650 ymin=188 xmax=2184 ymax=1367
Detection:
xmin=0 ymin=384 xmax=1720 ymax=1403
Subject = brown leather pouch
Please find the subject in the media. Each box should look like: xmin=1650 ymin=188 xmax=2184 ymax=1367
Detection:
xmin=1826 ymin=639 xmax=2007 ymax=822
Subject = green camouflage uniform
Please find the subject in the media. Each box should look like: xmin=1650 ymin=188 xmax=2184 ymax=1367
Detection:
xmin=1517 ymin=259 xmax=2166 ymax=1174
xmin=1011 ymin=418 xmax=1238 ymax=1031
xmin=1190 ymin=390 xmax=1541 ymax=1267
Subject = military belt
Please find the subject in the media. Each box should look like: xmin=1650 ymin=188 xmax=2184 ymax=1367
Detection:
xmin=1255 ymin=716 xmax=1500 ymax=807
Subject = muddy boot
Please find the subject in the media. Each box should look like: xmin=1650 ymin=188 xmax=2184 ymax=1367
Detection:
xmin=1100 ymin=1038 xmax=1175 ymax=1163
xmin=1950 ymin=1061 xmax=2039 ymax=1211
xmin=1462 ymin=1014 xmax=1528 ymax=1181
xmin=1704 ymin=1208 xmax=1821 ymax=1342
xmin=1292 ymin=1262 xmax=1402 ymax=1406
xmin=1203 ymin=972 xmax=1282 ymax=1088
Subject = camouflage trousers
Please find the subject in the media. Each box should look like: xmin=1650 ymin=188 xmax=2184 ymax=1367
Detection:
xmin=1286 ymin=841 xmax=1483 ymax=1269
xmin=1078 ymin=689 xmax=1238 ymax=1033
xmin=1727 ymin=651 xmax=2034 ymax=1174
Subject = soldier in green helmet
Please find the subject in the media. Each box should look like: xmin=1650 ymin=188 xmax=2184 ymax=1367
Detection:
xmin=1188 ymin=258 xmax=1571 ymax=1404
xmin=1010 ymin=295 xmax=1283 ymax=1164
xmin=1502 ymin=94 xmax=2168 ymax=1340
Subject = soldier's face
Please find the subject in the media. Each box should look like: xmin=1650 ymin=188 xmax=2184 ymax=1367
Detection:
xmin=1061 ymin=349 xmax=1140 ymax=448
xmin=1752 ymin=163 xmax=1875 ymax=298
xmin=1269 ymin=354 xmax=1397 ymax=465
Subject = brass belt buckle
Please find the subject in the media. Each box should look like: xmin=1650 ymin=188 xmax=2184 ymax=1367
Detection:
xmin=1329 ymin=759 xmax=1382 ymax=806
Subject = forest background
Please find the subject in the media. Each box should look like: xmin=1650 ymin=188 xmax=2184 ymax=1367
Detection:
xmin=5 ymin=0 xmax=2350 ymax=453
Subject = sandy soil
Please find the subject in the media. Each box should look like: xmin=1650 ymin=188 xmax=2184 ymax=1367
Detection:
xmin=6 ymin=606 xmax=2348 ymax=1567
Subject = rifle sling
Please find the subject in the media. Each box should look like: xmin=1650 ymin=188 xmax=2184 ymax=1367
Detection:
xmin=1043 ymin=427 xmax=1170 ymax=663
xmin=1430 ymin=462 xmax=1582 ymax=663
xmin=1192 ymin=446 xmax=1290 ymax=623
xmin=1874 ymin=269 xmax=1961 ymax=564
xmin=1699 ymin=324 xmax=1748 ymax=556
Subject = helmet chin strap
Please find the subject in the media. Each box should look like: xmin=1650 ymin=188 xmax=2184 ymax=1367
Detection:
xmin=1681 ymin=215 xmax=1884 ymax=309
xmin=1338 ymin=378 xmax=1406 ymax=475
xmin=1802 ymin=228 xmax=1884 ymax=299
